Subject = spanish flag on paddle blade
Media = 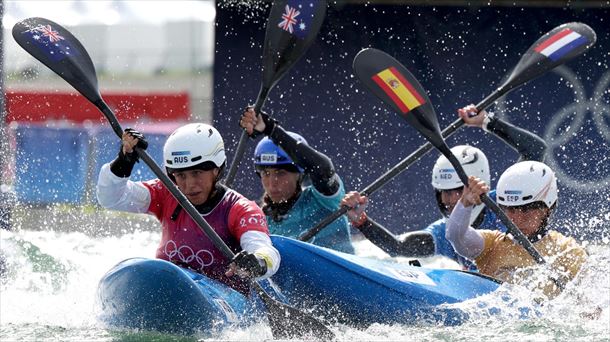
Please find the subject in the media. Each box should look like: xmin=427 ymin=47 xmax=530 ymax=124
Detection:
xmin=371 ymin=67 xmax=425 ymax=114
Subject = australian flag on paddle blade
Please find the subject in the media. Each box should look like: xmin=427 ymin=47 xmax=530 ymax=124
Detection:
xmin=278 ymin=0 xmax=320 ymax=39
xmin=19 ymin=24 xmax=78 ymax=62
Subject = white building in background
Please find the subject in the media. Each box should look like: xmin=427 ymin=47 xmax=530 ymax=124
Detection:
xmin=3 ymin=0 xmax=216 ymax=121
xmin=3 ymin=0 xmax=216 ymax=75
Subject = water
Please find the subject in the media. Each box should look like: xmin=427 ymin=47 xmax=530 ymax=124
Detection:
xmin=1 ymin=215 xmax=609 ymax=342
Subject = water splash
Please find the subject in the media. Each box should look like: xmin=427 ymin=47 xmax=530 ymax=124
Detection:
xmin=1 ymin=224 xmax=609 ymax=341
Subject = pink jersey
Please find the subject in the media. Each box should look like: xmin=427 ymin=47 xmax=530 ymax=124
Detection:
xmin=143 ymin=179 xmax=269 ymax=294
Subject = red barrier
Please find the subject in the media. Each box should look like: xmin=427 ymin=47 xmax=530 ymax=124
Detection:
xmin=5 ymin=91 xmax=190 ymax=123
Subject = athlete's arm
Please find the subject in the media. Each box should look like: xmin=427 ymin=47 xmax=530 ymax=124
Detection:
xmin=459 ymin=105 xmax=547 ymax=162
xmin=356 ymin=218 xmax=435 ymax=257
xmin=445 ymin=177 xmax=487 ymax=259
xmin=96 ymin=129 xmax=152 ymax=212
xmin=239 ymin=230 xmax=281 ymax=279
xmin=342 ymin=191 xmax=434 ymax=257
xmin=241 ymin=108 xmax=339 ymax=196
xmin=228 ymin=199 xmax=281 ymax=279
xmin=486 ymin=116 xmax=547 ymax=162
xmin=96 ymin=163 xmax=151 ymax=212
xmin=269 ymin=125 xmax=339 ymax=196
xmin=445 ymin=201 xmax=485 ymax=259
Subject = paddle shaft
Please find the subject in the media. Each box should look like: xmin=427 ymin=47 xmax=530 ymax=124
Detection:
xmin=443 ymin=147 xmax=545 ymax=264
xmin=223 ymin=1 xmax=327 ymax=188
xmin=224 ymin=86 xmax=270 ymax=187
xmin=299 ymin=89 xmax=504 ymax=242
xmin=101 ymin=98 xmax=337 ymax=339
xmin=97 ymin=100 xmax=237 ymax=258
xmin=13 ymin=16 xmax=335 ymax=340
xmin=97 ymin=97 xmax=338 ymax=339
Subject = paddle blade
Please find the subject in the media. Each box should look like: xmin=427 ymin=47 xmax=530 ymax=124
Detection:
xmin=12 ymin=17 xmax=101 ymax=104
xmin=503 ymin=22 xmax=596 ymax=92
xmin=261 ymin=0 xmax=327 ymax=89
xmin=256 ymin=284 xmax=334 ymax=340
xmin=353 ymin=48 xmax=444 ymax=148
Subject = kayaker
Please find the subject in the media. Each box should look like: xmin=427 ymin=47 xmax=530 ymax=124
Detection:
xmin=96 ymin=124 xmax=281 ymax=294
xmin=446 ymin=161 xmax=587 ymax=299
xmin=342 ymin=104 xmax=547 ymax=268
xmin=239 ymin=107 xmax=355 ymax=254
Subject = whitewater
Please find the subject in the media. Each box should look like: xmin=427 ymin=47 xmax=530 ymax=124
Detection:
xmin=0 ymin=207 xmax=608 ymax=341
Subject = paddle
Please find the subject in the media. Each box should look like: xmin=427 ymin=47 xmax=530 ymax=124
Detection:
xmin=224 ymin=0 xmax=327 ymax=187
xmin=352 ymin=47 xmax=546 ymax=263
xmin=299 ymin=22 xmax=596 ymax=242
xmin=12 ymin=17 xmax=334 ymax=340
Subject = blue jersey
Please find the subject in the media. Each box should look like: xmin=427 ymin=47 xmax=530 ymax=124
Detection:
xmin=266 ymin=177 xmax=355 ymax=254
xmin=424 ymin=190 xmax=506 ymax=269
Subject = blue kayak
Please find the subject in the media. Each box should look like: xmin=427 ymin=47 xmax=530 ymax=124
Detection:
xmin=97 ymin=237 xmax=509 ymax=334
xmin=270 ymin=235 xmax=502 ymax=326
xmin=96 ymin=257 xmax=265 ymax=335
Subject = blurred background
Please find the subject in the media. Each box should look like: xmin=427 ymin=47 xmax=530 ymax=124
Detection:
xmin=1 ymin=0 xmax=608 ymax=241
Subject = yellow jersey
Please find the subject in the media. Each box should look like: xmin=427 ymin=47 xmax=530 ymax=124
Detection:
xmin=476 ymin=230 xmax=587 ymax=299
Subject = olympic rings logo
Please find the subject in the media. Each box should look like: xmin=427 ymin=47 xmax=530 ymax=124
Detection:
xmin=496 ymin=66 xmax=610 ymax=191
xmin=163 ymin=240 xmax=214 ymax=270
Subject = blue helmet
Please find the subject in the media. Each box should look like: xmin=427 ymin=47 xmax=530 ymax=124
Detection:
xmin=254 ymin=132 xmax=307 ymax=173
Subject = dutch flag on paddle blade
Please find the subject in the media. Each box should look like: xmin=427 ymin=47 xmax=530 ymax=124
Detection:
xmin=278 ymin=0 xmax=320 ymax=39
xmin=534 ymin=28 xmax=588 ymax=62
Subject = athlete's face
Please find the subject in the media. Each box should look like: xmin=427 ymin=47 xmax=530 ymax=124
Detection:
xmin=259 ymin=168 xmax=300 ymax=203
xmin=172 ymin=168 xmax=219 ymax=205
xmin=440 ymin=187 xmax=464 ymax=214
xmin=502 ymin=205 xmax=550 ymax=237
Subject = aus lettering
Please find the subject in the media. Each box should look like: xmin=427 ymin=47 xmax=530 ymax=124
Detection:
xmin=260 ymin=154 xmax=277 ymax=163
xmin=174 ymin=156 xmax=189 ymax=164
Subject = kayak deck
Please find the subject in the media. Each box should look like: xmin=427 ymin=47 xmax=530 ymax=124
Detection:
xmin=270 ymin=235 xmax=501 ymax=326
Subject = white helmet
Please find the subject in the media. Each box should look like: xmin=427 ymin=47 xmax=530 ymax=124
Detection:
xmin=497 ymin=161 xmax=557 ymax=208
xmin=163 ymin=123 xmax=226 ymax=172
xmin=431 ymin=145 xmax=490 ymax=224
xmin=431 ymin=145 xmax=490 ymax=190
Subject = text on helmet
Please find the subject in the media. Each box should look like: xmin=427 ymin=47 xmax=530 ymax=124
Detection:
xmin=171 ymin=151 xmax=191 ymax=164
xmin=260 ymin=153 xmax=278 ymax=163
xmin=439 ymin=168 xmax=455 ymax=179
xmin=504 ymin=190 xmax=523 ymax=202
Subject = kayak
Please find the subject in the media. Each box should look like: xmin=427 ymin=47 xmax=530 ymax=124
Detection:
xmin=97 ymin=238 xmax=513 ymax=334
xmin=96 ymin=257 xmax=266 ymax=335
xmin=270 ymin=235 xmax=503 ymax=326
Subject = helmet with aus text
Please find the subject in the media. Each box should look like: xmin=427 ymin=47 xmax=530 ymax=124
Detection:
xmin=253 ymin=132 xmax=308 ymax=173
xmin=163 ymin=123 xmax=226 ymax=174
